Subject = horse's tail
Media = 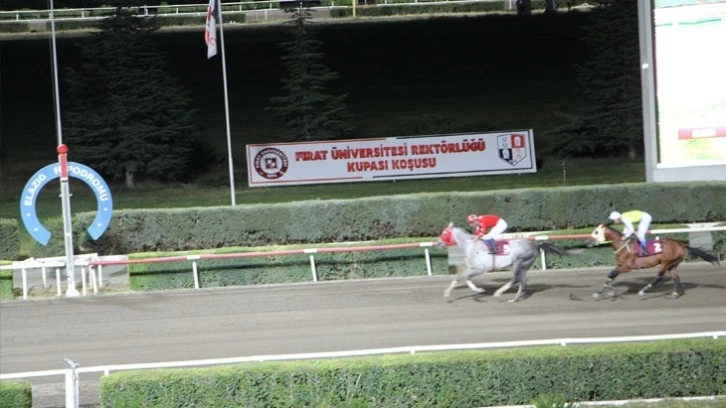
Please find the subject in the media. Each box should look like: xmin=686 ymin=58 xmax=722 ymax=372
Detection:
xmin=536 ymin=242 xmax=578 ymax=256
xmin=685 ymin=246 xmax=721 ymax=267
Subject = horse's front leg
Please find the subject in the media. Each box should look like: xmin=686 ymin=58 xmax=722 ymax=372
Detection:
xmin=593 ymin=268 xmax=621 ymax=299
xmin=444 ymin=267 xmax=478 ymax=297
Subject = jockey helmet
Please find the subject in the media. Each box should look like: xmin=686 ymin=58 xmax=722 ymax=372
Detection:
xmin=608 ymin=211 xmax=621 ymax=221
xmin=467 ymin=214 xmax=478 ymax=224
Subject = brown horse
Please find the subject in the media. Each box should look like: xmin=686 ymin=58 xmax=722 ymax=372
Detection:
xmin=588 ymin=224 xmax=720 ymax=299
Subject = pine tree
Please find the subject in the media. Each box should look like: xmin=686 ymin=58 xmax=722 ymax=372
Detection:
xmin=63 ymin=6 xmax=196 ymax=188
xmin=548 ymin=0 xmax=642 ymax=159
xmin=266 ymin=5 xmax=352 ymax=142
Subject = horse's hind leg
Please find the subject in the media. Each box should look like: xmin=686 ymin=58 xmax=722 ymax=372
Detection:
xmin=638 ymin=267 xmax=668 ymax=296
xmin=493 ymin=265 xmax=519 ymax=297
xmin=509 ymin=268 xmax=528 ymax=303
xmin=466 ymin=279 xmax=485 ymax=294
xmin=668 ymin=264 xmax=682 ymax=299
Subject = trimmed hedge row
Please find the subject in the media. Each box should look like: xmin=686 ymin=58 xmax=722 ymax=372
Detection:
xmin=0 ymin=262 xmax=13 ymax=300
xmin=330 ymin=1 xmax=504 ymax=18
xmin=100 ymin=338 xmax=726 ymax=407
xmin=75 ymin=183 xmax=726 ymax=255
xmin=0 ymin=380 xmax=32 ymax=408
xmin=129 ymin=242 xmax=448 ymax=291
xmin=0 ymin=219 xmax=20 ymax=260
xmin=0 ymin=14 xmax=245 ymax=34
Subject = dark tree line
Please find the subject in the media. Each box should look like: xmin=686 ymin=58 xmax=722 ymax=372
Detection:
xmin=548 ymin=0 xmax=642 ymax=159
xmin=63 ymin=7 xmax=197 ymax=189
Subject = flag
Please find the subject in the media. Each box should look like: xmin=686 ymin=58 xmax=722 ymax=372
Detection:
xmin=205 ymin=0 xmax=218 ymax=59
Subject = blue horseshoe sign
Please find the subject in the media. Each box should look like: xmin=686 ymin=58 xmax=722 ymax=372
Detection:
xmin=20 ymin=162 xmax=113 ymax=246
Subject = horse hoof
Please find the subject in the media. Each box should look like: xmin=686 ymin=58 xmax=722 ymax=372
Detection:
xmin=607 ymin=291 xmax=616 ymax=298
xmin=473 ymin=288 xmax=485 ymax=294
xmin=638 ymin=290 xmax=646 ymax=296
xmin=668 ymin=293 xmax=680 ymax=300
xmin=592 ymin=293 xmax=600 ymax=299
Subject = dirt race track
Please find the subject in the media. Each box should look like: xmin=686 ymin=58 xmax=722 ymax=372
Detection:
xmin=1 ymin=263 xmax=725 ymax=407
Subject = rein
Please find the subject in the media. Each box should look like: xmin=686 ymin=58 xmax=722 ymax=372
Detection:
xmin=613 ymin=239 xmax=631 ymax=254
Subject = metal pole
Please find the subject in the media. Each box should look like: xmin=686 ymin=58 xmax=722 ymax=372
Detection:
xmin=49 ymin=0 xmax=63 ymax=147
xmin=59 ymin=145 xmax=79 ymax=297
xmin=216 ymin=0 xmax=236 ymax=206
xmin=50 ymin=0 xmax=79 ymax=297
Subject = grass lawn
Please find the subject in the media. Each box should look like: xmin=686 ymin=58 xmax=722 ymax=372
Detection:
xmin=0 ymin=157 xmax=643 ymax=220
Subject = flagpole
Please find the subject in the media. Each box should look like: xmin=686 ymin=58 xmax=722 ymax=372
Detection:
xmin=217 ymin=0 xmax=236 ymax=206
xmin=50 ymin=0 xmax=79 ymax=297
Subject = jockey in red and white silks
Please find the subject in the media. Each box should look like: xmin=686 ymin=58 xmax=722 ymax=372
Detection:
xmin=467 ymin=214 xmax=508 ymax=254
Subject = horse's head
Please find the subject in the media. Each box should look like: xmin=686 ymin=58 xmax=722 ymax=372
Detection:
xmin=435 ymin=222 xmax=456 ymax=248
xmin=587 ymin=224 xmax=607 ymax=247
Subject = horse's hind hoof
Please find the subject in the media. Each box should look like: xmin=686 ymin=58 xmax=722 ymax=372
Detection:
xmin=592 ymin=293 xmax=600 ymax=299
xmin=638 ymin=290 xmax=646 ymax=296
xmin=667 ymin=293 xmax=680 ymax=300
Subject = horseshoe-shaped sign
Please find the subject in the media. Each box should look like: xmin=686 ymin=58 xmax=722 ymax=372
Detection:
xmin=20 ymin=162 xmax=113 ymax=246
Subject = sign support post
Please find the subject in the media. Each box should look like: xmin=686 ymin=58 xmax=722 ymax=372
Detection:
xmin=58 ymin=144 xmax=79 ymax=297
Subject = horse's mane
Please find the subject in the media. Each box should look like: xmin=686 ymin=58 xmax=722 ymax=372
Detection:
xmin=453 ymin=226 xmax=476 ymax=241
xmin=602 ymin=224 xmax=623 ymax=237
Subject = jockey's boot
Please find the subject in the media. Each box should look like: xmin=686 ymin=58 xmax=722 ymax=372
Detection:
xmin=485 ymin=239 xmax=497 ymax=254
xmin=639 ymin=239 xmax=649 ymax=256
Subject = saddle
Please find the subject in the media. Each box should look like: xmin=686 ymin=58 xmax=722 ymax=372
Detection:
xmin=630 ymin=239 xmax=663 ymax=257
xmin=480 ymin=239 xmax=511 ymax=256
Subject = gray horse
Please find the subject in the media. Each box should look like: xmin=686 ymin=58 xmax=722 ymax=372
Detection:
xmin=436 ymin=222 xmax=575 ymax=302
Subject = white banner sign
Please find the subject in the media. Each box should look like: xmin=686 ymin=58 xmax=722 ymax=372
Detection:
xmin=246 ymin=130 xmax=537 ymax=187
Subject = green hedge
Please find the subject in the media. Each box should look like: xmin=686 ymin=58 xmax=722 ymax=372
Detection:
xmin=26 ymin=217 xmax=66 ymax=260
xmin=0 ymin=380 xmax=32 ymax=408
xmin=129 ymin=242 xmax=448 ymax=291
xmin=0 ymin=219 xmax=20 ymax=261
xmin=0 ymin=262 xmax=13 ymax=300
xmin=100 ymin=338 xmax=726 ymax=408
xmin=75 ymin=183 xmax=726 ymax=255
xmin=331 ymin=1 xmax=505 ymax=18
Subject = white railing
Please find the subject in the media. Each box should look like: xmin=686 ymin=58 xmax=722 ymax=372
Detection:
xmin=2 ymin=224 xmax=723 ymax=300
xmin=0 ymin=254 xmax=102 ymax=300
xmin=0 ymin=0 xmax=507 ymax=24
xmin=1 ymin=331 xmax=723 ymax=407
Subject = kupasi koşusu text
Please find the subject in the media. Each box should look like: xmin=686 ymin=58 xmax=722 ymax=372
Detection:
xmin=293 ymin=139 xmax=487 ymax=172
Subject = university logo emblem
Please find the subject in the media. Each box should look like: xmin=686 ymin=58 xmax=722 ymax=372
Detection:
xmin=253 ymin=148 xmax=289 ymax=180
xmin=497 ymin=133 xmax=527 ymax=166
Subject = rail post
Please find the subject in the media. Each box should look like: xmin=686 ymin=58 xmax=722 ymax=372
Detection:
xmin=305 ymin=249 xmax=318 ymax=282
xmin=192 ymin=261 xmax=200 ymax=289
xmin=64 ymin=358 xmax=80 ymax=408
xmin=424 ymin=248 xmax=432 ymax=276
xmin=22 ymin=268 xmax=28 ymax=299
xmin=56 ymin=268 xmax=62 ymax=297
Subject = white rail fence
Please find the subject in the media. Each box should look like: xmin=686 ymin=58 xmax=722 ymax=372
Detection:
xmin=0 ymin=0 xmax=512 ymax=24
xmin=1 ymin=331 xmax=723 ymax=408
xmin=2 ymin=224 xmax=724 ymax=300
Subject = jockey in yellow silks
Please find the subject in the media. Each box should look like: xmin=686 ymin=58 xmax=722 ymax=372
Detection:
xmin=608 ymin=210 xmax=653 ymax=255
